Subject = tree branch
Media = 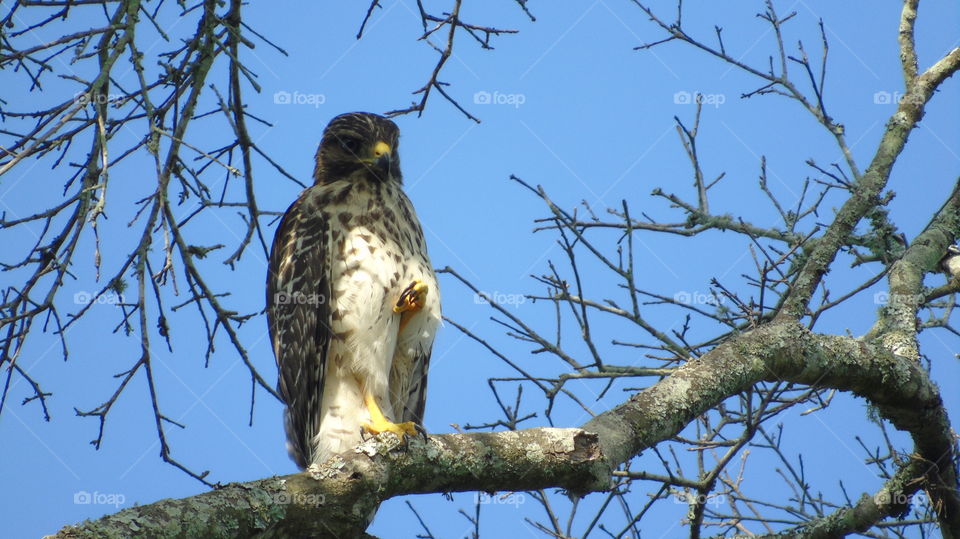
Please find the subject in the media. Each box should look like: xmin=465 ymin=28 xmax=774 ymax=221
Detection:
xmin=53 ymin=320 xmax=958 ymax=537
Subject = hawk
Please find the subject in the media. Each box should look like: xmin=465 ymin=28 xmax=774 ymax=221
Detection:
xmin=267 ymin=112 xmax=441 ymax=469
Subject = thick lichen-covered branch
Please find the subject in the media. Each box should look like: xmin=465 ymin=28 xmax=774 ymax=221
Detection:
xmin=868 ymin=180 xmax=960 ymax=357
xmin=53 ymin=428 xmax=608 ymax=538
xmin=53 ymin=320 xmax=957 ymax=537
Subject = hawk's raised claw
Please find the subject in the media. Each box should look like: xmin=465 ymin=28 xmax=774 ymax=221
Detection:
xmin=394 ymin=280 xmax=429 ymax=332
xmin=394 ymin=280 xmax=429 ymax=313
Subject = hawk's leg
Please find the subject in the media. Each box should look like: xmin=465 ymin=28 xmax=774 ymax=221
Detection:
xmin=360 ymin=392 xmax=418 ymax=438
xmin=393 ymin=280 xmax=429 ymax=332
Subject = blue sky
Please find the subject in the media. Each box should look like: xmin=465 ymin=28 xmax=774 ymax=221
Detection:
xmin=1 ymin=1 xmax=958 ymax=537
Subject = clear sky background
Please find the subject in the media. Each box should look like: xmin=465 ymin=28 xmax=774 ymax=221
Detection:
xmin=1 ymin=1 xmax=958 ymax=538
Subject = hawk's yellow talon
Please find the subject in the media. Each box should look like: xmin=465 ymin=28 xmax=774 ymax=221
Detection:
xmin=361 ymin=392 xmax=418 ymax=439
xmin=361 ymin=419 xmax=418 ymax=437
xmin=393 ymin=280 xmax=429 ymax=314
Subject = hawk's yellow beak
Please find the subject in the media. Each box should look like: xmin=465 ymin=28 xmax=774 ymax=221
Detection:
xmin=371 ymin=141 xmax=392 ymax=172
xmin=372 ymin=141 xmax=391 ymax=158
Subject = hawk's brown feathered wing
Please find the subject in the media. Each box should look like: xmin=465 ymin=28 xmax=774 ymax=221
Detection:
xmin=267 ymin=112 xmax=440 ymax=469
xmin=266 ymin=188 xmax=332 ymax=468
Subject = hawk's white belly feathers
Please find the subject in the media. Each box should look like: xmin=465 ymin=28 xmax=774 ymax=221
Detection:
xmin=311 ymin=181 xmax=440 ymax=463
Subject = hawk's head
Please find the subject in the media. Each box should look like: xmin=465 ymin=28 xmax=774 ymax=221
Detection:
xmin=314 ymin=112 xmax=402 ymax=185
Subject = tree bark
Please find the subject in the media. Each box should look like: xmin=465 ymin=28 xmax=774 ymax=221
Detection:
xmin=52 ymin=320 xmax=958 ymax=538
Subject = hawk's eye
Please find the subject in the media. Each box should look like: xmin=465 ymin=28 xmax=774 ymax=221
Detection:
xmin=338 ymin=136 xmax=362 ymax=154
